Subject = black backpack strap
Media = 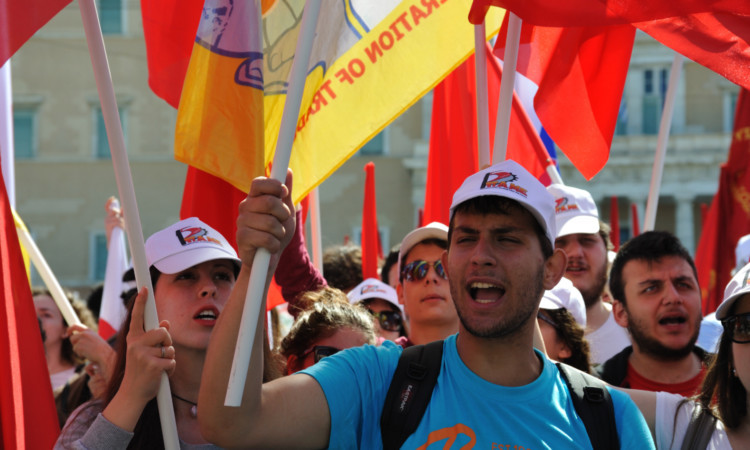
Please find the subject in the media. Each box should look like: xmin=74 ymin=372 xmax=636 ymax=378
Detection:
xmin=557 ymin=362 xmax=619 ymax=450
xmin=680 ymin=401 xmax=718 ymax=450
xmin=380 ymin=341 xmax=444 ymax=450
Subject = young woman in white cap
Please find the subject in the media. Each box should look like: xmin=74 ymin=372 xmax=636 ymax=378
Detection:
xmin=56 ymin=217 xmax=282 ymax=449
xmin=622 ymin=262 xmax=750 ymax=449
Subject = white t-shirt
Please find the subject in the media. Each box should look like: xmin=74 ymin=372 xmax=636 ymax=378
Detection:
xmin=50 ymin=366 xmax=77 ymax=391
xmin=586 ymin=309 xmax=631 ymax=365
xmin=655 ymin=392 xmax=731 ymax=449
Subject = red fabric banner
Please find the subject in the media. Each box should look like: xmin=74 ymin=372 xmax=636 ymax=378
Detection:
xmin=423 ymin=43 xmax=551 ymax=226
xmin=361 ymin=162 xmax=382 ymax=279
xmin=494 ymin=17 xmax=635 ymax=180
xmin=140 ymin=0 xmax=203 ymax=108
xmin=0 ymin=0 xmax=73 ymax=66
xmin=180 ymin=167 xmax=285 ymax=310
xmin=695 ymin=89 xmax=750 ymax=315
xmin=0 ymin=162 xmax=60 ymax=448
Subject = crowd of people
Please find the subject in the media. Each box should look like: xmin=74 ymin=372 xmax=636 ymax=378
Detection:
xmin=40 ymin=160 xmax=750 ymax=449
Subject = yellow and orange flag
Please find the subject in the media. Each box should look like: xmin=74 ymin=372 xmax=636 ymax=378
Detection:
xmin=147 ymin=0 xmax=504 ymax=205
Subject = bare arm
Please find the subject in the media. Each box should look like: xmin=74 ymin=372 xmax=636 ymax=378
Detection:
xmin=611 ymin=387 xmax=657 ymax=440
xmin=199 ymin=172 xmax=332 ymax=449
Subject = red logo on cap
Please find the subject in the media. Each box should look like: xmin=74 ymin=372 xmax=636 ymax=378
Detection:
xmin=480 ymin=171 xmax=527 ymax=197
xmin=555 ymin=197 xmax=579 ymax=213
xmin=176 ymin=227 xmax=222 ymax=246
xmin=362 ymin=284 xmax=386 ymax=295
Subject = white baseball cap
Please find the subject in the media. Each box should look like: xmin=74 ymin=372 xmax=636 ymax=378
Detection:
xmin=347 ymin=278 xmax=403 ymax=313
xmin=449 ymin=159 xmax=556 ymax=246
xmin=735 ymin=234 xmax=750 ymax=272
xmin=145 ymin=217 xmax=240 ymax=274
xmin=716 ymin=262 xmax=750 ymax=320
xmin=397 ymin=222 xmax=448 ymax=281
xmin=539 ymin=277 xmax=587 ymax=327
xmin=546 ymin=184 xmax=600 ymax=238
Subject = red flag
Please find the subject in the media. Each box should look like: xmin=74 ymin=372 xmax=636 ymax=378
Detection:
xmin=140 ymin=0 xmax=202 ymax=108
xmin=695 ymin=89 xmax=750 ymax=315
xmin=180 ymin=167 xmax=285 ymax=310
xmin=469 ymin=0 xmax=750 ymax=27
xmin=0 ymin=163 xmax=59 ymax=447
xmin=0 ymin=0 xmax=73 ymax=66
xmin=471 ymin=1 xmax=750 ymax=90
xmin=361 ymin=162 xmax=381 ymax=279
xmin=631 ymin=203 xmax=640 ymax=237
xmin=423 ymin=43 xmax=551 ymax=225
xmin=494 ymin=17 xmax=635 ymax=180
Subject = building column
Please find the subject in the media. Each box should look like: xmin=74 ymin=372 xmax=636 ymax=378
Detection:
xmin=675 ymin=194 xmax=695 ymax=254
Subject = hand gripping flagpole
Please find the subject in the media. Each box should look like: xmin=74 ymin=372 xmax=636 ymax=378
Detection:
xmin=492 ymin=12 xmax=522 ymax=163
xmin=225 ymin=0 xmax=323 ymax=407
xmin=77 ymin=0 xmax=178 ymax=447
xmin=643 ymin=53 xmax=683 ymax=232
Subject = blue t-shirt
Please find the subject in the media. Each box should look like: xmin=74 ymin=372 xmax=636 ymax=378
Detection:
xmin=301 ymin=334 xmax=654 ymax=449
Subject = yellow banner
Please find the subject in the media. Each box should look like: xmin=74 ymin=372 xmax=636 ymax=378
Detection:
xmin=177 ymin=0 xmax=503 ymax=204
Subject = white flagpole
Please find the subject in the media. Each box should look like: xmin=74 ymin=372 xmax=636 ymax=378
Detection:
xmin=474 ymin=23 xmax=490 ymax=169
xmin=16 ymin=227 xmax=82 ymax=328
xmin=492 ymin=12 xmax=522 ymax=163
xmin=77 ymin=0 xmax=178 ymax=447
xmin=309 ymin=187 xmax=323 ymax=272
xmin=643 ymin=54 xmax=683 ymax=232
xmin=225 ymin=0 xmax=322 ymax=407
xmin=0 ymin=61 xmax=14 ymax=207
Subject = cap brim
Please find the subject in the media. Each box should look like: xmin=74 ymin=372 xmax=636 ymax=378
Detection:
xmin=152 ymin=246 xmax=241 ymax=274
xmin=556 ymin=215 xmax=600 ymax=238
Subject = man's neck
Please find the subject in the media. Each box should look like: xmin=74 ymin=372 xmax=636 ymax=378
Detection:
xmin=628 ymin=346 xmax=703 ymax=384
xmin=408 ymin=320 xmax=459 ymax=346
xmin=455 ymin=326 xmax=542 ymax=387
xmin=586 ymin=298 xmax=611 ymax=333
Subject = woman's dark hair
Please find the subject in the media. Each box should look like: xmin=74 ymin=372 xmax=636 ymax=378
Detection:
xmin=102 ymin=265 xmax=281 ymax=448
xmin=697 ymin=326 xmax=746 ymax=429
xmin=540 ymin=308 xmax=591 ymax=373
xmin=33 ymin=288 xmax=98 ymax=366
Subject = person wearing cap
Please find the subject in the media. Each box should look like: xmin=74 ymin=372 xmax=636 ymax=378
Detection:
xmin=597 ymin=231 xmax=709 ymax=397
xmin=615 ymin=261 xmax=750 ymax=449
xmin=199 ymin=164 xmax=653 ymax=448
xmin=537 ymin=278 xmax=592 ymax=373
xmin=547 ymin=183 xmax=631 ymax=365
xmin=395 ymin=221 xmax=458 ymax=347
xmin=348 ymin=278 xmax=407 ymax=342
xmin=56 ymin=217 xmax=281 ymax=448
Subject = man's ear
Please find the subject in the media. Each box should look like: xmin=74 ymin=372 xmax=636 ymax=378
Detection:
xmin=440 ymin=250 xmax=449 ymax=279
xmin=543 ymin=249 xmax=567 ymax=290
xmin=396 ymin=282 xmax=405 ymax=306
xmin=612 ymin=299 xmax=629 ymax=328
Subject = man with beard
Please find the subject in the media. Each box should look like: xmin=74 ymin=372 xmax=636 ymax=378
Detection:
xmin=596 ymin=231 xmax=709 ymax=396
xmin=198 ymin=162 xmax=653 ymax=449
xmin=547 ymin=184 xmax=631 ymax=364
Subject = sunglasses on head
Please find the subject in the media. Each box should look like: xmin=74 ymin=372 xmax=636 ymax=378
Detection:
xmin=723 ymin=312 xmax=750 ymax=344
xmin=537 ymin=311 xmax=559 ymax=330
xmin=367 ymin=309 xmax=403 ymax=332
xmin=301 ymin=345 xmax=340 ymax=363
xmin=401 ymin=260 xmax=447 ymax=282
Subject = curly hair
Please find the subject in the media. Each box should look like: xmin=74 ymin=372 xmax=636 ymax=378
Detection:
xmin=279 ymin=287 xmax=376 ymax=372
xmin=323 ymin=245 xmax=364 ymax=292
xmin=33 ymin=288 xmax=97 ymax=366
xmin=539 ymin=307 xmax=591 ymax=373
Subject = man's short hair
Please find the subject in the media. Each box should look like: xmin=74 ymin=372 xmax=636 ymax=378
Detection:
xmin=609 ymin=231 xmax=698 ymax=307
xmin=449 ymin=196 xmax=553 ymax=260
xmin=323 ymin=244 xmax=363 ymax=292
xmin=380 ymin=244 xmax=401 ymax=285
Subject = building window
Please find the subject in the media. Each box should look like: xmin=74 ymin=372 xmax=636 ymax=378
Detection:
xmin=13 ymin=108 xmax=37 ymax=159
xmin=359 ymin=129 xmax=387 ymax=156
xmin=98 ymin=0 xmax=123 ymax=35
xmin=642 ymin=68 xmax=668 ymax=135
xmin=614 ymin=100 xmax=628 ymax=136
xmin=724 ymin=90 xmax=739 ymax=132
xmin=93 ymin=106 xmax=125 ymax=159
xmin=91 ymin=232 xmax=108 ymax=281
